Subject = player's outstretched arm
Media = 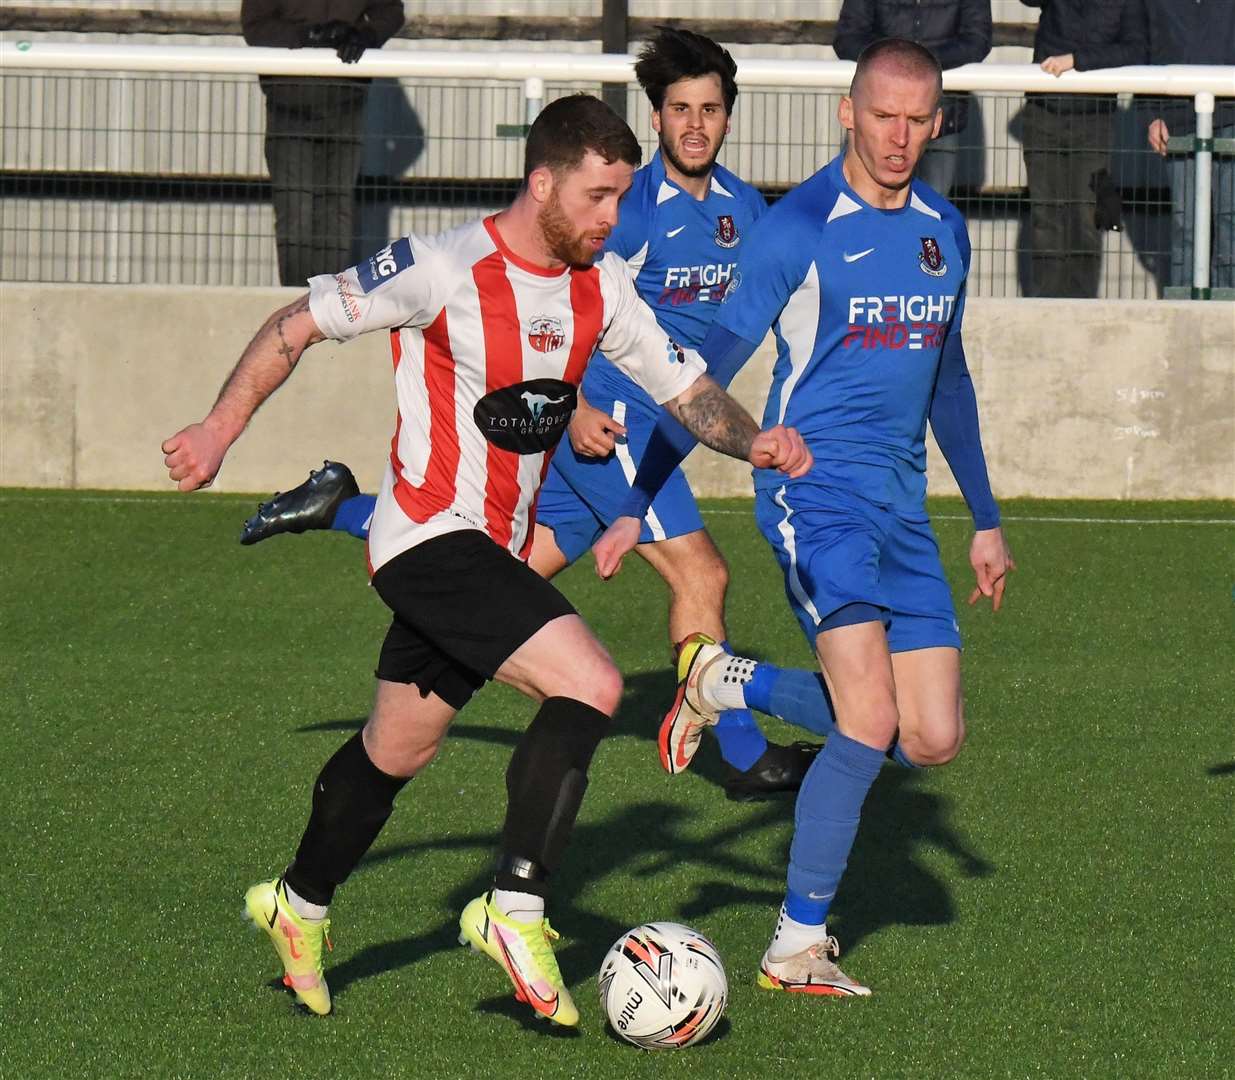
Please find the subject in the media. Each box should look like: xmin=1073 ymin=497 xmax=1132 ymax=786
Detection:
xmin=967 ymin=527 xmax=1015 ymax=611
xmin=664 ymin=374 xmax=810 ymax=476
xmin=161 ymin=294 xmax=325 ymax=491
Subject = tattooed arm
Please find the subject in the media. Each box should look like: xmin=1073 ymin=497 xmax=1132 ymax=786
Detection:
xmin=662 ymin=375 xmax=759 ymax=461
xmin=162 ymin=294 xmax=325 ymax=491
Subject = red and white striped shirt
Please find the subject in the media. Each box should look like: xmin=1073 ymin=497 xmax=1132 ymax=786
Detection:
xmin=309 ymin=216 xmax=704 ymax=573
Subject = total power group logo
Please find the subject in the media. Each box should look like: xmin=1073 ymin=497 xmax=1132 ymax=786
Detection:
xmin=473 ymin=378 xmax=577 ymax=454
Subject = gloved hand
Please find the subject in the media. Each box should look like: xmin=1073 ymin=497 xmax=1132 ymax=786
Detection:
xmin=300 ymin=21 xmax=352 ymax=49
xmin=336 ymin=26 xmax=378 ymax=64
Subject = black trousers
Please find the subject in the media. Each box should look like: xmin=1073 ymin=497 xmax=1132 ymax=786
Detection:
xmin=260 ymin=77 xmax=369 ymax=285
xmin=1021 ymin=98 xmax=1114 ymax=299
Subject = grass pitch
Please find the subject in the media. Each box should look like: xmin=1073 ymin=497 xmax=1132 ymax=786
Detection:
xmin=3 ymin=491 xmax=1233 ymax=1080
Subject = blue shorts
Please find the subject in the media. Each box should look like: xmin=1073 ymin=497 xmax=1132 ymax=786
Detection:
xmin=754 ymin=481 xmax=961 ymax=654
xmin=536 ymin=396 xmax=705 ymax=565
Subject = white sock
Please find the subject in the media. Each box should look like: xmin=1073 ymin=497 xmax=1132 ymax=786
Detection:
xmin=767 ymin=904 xmax=827 ymax=961
xmin=493 ymin=888 xmax=545 ymax=923
xmin=283 ymin=880 xmax=328 ymax=922
xmin=699 ymin=653 xmax=757 ymax=711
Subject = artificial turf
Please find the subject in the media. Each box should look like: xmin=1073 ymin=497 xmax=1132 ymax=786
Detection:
xmin=3 ymin=491 xmax=1233 ymax=1079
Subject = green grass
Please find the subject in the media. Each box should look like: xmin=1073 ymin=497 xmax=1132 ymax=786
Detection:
xmin=3 ymin=491 xmax=1233 ymax=1079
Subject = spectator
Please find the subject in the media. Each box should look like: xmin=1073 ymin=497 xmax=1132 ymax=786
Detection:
xmin=242 ymin=0 xmax=405 ymax=286
xmin=834 ymin=0 xmax=992 ymax=196
xmin=1020 ymin=0 xmax=1147 ymax=298
xmin=1143 ymin=1 xmax=1235 ymax=292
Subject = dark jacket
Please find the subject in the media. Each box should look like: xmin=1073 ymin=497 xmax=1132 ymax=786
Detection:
xmin=1144 ymin=0 xmax=1235 ymax=132
xmin=241 ymin=0 xmax=405 ymax=50
xmin=1024 ymin=0 xmax=1149 ymax=113
xmin=833 ymin=0 xmax=993 ymax=134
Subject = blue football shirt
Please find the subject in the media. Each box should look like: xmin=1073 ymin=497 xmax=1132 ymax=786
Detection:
xmin=716 ymin=154 xmax=971 ymax=511
xmin=584 ymin=150 xmax=767 ymax=410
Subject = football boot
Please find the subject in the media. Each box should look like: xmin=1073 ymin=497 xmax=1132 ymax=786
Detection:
xmin=239 ymin=460 xmax=359 ymax=545
xmin=725 ymin=741 xmax=822 ymax=801
xmin=458 ymin=892 xmax=579 ymax=1027
xmin=658 ymin=633 xmax=725 ymax=774
xmin=243 ymin=877 xmax=333 ymax=1015
xmin=757 ymin=931 xmax=870 ymax=997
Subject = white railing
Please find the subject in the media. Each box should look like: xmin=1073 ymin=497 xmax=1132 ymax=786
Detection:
xmin=3 ymin=40 xmax=1234 ymax=292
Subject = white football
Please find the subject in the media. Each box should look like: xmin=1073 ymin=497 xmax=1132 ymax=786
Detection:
xmin=597 ymin=922 xmax=728 ymax=1050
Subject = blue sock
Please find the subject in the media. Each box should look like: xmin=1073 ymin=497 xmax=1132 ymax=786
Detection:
xmin=711 ymin=640 xmax=767 ymax=771
xmin=787 ymin=731 xmax=885 ymax=910
xmin=784 ymin=888 xmax=830 ymax=925
xmin=745 ymin=663 xmax=836 ymax=738
xmin=332 ymin=494 xmax=376 ymax=540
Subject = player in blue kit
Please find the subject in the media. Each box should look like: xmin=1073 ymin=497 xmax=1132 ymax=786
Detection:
xmin=239 ymin=28 xmax=821 ymax=799
xmin=594 ymin=38 xmax=1015 ymax=996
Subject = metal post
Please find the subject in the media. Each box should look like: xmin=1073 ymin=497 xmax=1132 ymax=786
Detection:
xmin=600 ymin=0 xmax=628 ymax=119
xmin=1191 ymin=92 xmax=1215 ymax=299
xmin=524 ymin=76 xmax=543 ymax=127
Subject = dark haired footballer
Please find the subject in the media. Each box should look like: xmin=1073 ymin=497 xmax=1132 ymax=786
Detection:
xmin=162 ymin=92 xmax=810 ymax=1023
xmin=241 ymin=28 xmax=826 ymax=800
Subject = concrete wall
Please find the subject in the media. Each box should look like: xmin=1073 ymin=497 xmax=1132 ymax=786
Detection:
xmin=2 ymin=283 xmax=1232 ymax=500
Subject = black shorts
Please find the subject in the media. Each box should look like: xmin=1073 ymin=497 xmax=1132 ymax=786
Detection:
xmin=371 ymin=529 xmax=577 ymax=711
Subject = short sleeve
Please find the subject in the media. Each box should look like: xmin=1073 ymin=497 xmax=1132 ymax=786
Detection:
xmin=308 ymin=235 xmax=448 ymax=342
xmin=595 ymin=253 xmax=706 ymax=404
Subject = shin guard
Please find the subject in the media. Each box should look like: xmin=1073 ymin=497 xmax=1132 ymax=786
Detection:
xmin=496 ymin=696 xmax=610 ymax=897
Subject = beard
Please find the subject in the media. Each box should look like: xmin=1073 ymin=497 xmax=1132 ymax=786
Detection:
xmin=660 ymin=134 xmax=721 ymax=180
xmin=537 ymin=191 xmax=600 ymax=269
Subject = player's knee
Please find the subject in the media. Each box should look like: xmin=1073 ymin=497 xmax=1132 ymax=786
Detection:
xmin=564 ymin=660 xmax=622 ymax=716
xmin=543 ymin=650 xmax=622 ymax=716
xmin=900 ymin=708 xmax=965 ymax=767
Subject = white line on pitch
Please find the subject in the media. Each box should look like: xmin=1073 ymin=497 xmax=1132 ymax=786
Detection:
xmin=1 ymin=495 xmax=1232 ymax=526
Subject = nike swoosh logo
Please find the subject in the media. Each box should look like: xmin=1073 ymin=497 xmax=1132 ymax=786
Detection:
xmin=807 ymin=891 xmax=834 ymax=900
xmin=666 ymin=226 xmax=686 ymax=238
xmin=843 ymin=248 xmax=875 ymax=263
xmin=266 ymin=903 xmax=278 ymax=929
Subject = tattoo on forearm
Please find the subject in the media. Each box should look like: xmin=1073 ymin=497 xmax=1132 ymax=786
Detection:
xmin=273 ymin=296 xmax=311 ymax=371
xmin=677 ymin=383 xmax=757 ymax=460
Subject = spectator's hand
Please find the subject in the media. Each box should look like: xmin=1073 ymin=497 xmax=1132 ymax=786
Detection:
xmin=567 ymin=397 xmax=627 ymax=457
xmin=1148 ymin=118 xmax=1171 ymax=157
xmin=1040 ymin=53 xmax=1075 ymax=77
xmin=337 ymin=27 xmax=378 ymax=64
xmin=300 ymin=21 xmax=352 ymax=49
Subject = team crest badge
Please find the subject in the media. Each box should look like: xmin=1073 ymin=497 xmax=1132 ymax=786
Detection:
xmin=527 ymin=315 xmax=566 ymax=353
xmin=714 ymin=214 xmax=739 ymax=249
xmin=918 ymin=236 xmax=947 ymax=277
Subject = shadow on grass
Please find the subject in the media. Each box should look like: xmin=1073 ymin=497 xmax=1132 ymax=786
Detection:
xmin=283 ymin=672 xmax=991 ymax=1006
xmin=832 ymin=768 xmax=994 ymax=951
xmin=1207 ymin=761 xmax=1235 ymax=776
xmin=291 ymin=669 xmax=771 ymax=800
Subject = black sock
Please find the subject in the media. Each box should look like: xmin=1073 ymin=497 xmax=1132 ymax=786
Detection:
xmin=284 ymin=731 xmax=410 ymax=906
xmin=495 ymin=696 xmax=610 ymax=898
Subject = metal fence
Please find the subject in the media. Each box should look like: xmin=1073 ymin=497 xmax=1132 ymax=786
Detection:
xmin=1 ymin=41 xmax=1231 ymax=298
